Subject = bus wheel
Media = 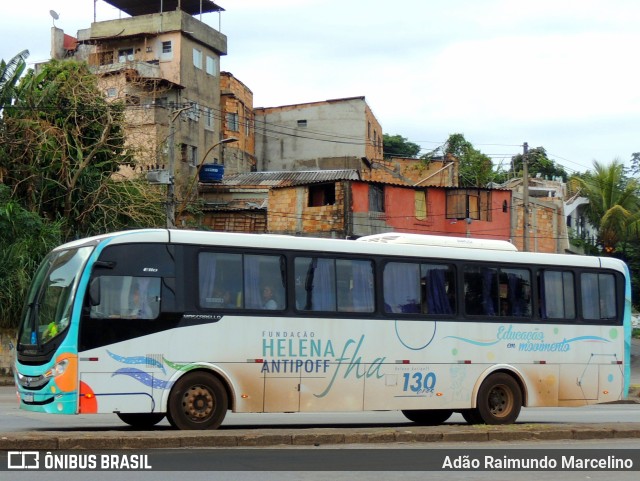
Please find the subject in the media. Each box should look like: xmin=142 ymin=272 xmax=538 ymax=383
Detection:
xmin=168 ymin=372 xmax=228 ymax=430
xmin=117 ymin=412 xmax=165 ymax=429
xmin=401 ymin=409 xmax=453 ymax=425
xmin=476 ymin=373 xmax=522 ymax=425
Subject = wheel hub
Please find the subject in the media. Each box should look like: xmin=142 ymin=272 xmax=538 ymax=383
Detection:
xmin=183 ymin=385 xmax=214 ymax=420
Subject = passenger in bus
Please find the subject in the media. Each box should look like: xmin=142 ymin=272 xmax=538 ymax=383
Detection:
xmin=262 ymin=285 xmax=278 ymax=309
xmin=222 ymin=290 xmax=237 ymax=308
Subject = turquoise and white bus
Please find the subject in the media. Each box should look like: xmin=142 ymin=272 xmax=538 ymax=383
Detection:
xmin=14 ymin=229 xmax=632 ymax=429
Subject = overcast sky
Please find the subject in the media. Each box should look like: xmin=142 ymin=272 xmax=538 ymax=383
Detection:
xmin=1 ymin=0 xmax=638 ymax=174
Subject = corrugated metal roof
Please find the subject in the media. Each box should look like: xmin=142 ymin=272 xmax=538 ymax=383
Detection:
xmin=214 ymin=170 xmax=361 ymax=188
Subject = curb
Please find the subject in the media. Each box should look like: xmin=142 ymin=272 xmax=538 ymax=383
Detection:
xmin=2 ymin=423 xmax=640 ymax=450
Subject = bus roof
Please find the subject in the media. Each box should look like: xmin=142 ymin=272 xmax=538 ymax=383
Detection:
xmin=357 ymin=233 xmax=518 ymax=251
xmin=59 ymin=229 xmax=628 ymax=275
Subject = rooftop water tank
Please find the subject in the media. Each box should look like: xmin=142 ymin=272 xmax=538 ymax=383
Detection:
xmin=199 ymin=163 xmax=225 ymax=183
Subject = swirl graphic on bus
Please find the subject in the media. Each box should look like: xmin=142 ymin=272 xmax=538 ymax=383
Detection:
xmin=394 ymin=320 xmax=437 ymax=351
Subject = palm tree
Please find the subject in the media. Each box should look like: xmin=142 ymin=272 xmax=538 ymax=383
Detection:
xmin=575 ymin=160 xmax=640 ymax=252
xmin=0 ymin=49 xmax=29 ymax=112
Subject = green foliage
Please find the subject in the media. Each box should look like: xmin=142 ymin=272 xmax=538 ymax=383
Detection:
xmin=444 ymin=133 xmax=494 ymax=187
xmin=383 ymin=134 xmax=421 ymax=159
xmin=572 ymin=160 xmax=639 ymax=252
xmin=0 ymin=59 xmax=164 ymax=240
xmin=0 ymin=49 xmax=29 ymax=112
xmin=0 ymin=185 xmax=61 ymax=328
xmin=511 ymin=147 xmax=568 ymax=181
xmin=613 ymin=240 xmax=640 ymax=310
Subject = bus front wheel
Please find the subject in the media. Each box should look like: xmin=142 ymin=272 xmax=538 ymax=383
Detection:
xmin=116 ymin=412 xmax=165 ymax=429
xmin=168 ymin=372 xmax=228 ymax=430
xmin=401 ymin=409 xmax=453 ymax=425
xmin=475 ymin=373 xmax=522 ymax=425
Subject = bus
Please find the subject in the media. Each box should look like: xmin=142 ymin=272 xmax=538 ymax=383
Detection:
xmin=14 ymin=229 xmax=632 ymax=429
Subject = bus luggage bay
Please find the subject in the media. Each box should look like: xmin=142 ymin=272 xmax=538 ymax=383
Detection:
xmin=15 ymin=229 xmax=632 ymax=429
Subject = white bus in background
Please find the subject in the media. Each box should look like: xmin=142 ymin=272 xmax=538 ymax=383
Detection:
xmin=15 ymin=229 xmax=632 ymax=429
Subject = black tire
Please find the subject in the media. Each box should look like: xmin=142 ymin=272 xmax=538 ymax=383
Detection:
xmin=460 ymin=408 xmax=484 ymax=425
xmin=117 ymin=412 xmax=165 ymax=429
xmin=475 ymin=373 xmax=522 ymax=425
xmin=401 ymin=409 xmax=453 ymax=425
xmin=168 ymin=371 xmax=228 ymax=430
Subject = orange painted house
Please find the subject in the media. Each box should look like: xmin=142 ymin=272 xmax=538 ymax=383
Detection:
xmin=268 ymin=174 xmax=512 ymax=240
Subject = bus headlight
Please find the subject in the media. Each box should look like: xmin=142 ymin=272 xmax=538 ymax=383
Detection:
xmin=45 ymin=359 xmax=69 ymax=378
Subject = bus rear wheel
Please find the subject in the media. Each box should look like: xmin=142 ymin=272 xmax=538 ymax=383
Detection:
xmin=475 ymin=373 xmax=522 ymax=425
xmin=168 ymin=372 xmax=228 ymax=430
xmin=401 ymin=409 xmax=453 ymax=425
xmin=117 ymin=412 xmax=165 ymax=429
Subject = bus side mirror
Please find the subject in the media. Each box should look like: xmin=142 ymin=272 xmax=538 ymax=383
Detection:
xmin=89 ymin=278 xmax=101 ymax=306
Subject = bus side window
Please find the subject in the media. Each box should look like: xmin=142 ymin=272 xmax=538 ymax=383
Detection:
xmin=539 ymin=270 xmax=575 ymax=320
xmin=581 ymin=272 xmax=616 ymax=321
xmin=463 ymin=266 xmax=498 ymax=316
xmin=421 ymin=264 xmax=455 ymax=315
xmin=383 ymin=262 xmax=420 ymax=314
xmin=295 ymin=257 xmax=336 ymax=311
xmin=89 ymin=276 xmax=161 ymax=320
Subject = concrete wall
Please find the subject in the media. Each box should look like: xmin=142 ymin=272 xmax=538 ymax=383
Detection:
xmin=220 ymin=72 xmax=256 ymax=174
xmin=255 ymin=97 xmax=382 ymax=171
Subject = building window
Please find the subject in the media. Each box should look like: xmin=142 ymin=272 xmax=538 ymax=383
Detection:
xmin=308 ymin=183 xmax=336 ymax=207
xmin=369 ymin=185 xmax=385 ymax=212
xmin=125 ymin=94 xmax=140 ymax=105
xmin=193 ymin=48 xmax=203 ymax=69
xmin=415 ymin=191 xmax=427 ymax=220
xmin=245 ymin=107 xmax=252 ymax=136
xmin=98 ymin=50 xmax=114 ymax=65
xmin=186 ymin=102 xmax=199 ymax=121
xmin=189 ymin=146 xmax=199 ymax=167
xmin=226 ymin=112 xmax=239 ymax=132
xmin=206 ymin=56 xmax=217 ymax=76
xmin=118 ymin=48 xmax=134 ymax=63
xmin=162 ymin=41 xmax=172 ymax=54
xmin=297 ymin=119 xmax=307 ymax=128
xmin=106 ymin=88 xmax=117 ymax=98
xmin=204 ymin=106 xmax=214 ymax=131
xmin=446 ymin=190 xmax=491 ymax=221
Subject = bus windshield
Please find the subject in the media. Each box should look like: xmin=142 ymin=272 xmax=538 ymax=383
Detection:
xmin=18 ymin=246 xmax=93 ymax=352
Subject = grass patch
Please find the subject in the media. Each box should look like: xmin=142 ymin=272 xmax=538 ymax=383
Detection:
xmin=633 ymin=328 xmax=640 ymax=339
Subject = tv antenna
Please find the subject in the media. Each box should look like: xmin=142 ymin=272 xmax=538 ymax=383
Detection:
xmin=49 ymin=10 xmax=60 ymax=27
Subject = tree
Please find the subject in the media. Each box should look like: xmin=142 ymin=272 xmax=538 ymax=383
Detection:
xmin=573 ymin=160 xmax=640 ymax=252
xmin=511 ymin=146 xmax=568 ymax=182
xmin=383 ymin=134 xmax=421 ymax=159
xmin=0 ymin=185 xmax=61 ymax=328
xmin=444 ymin=133 xmax=494 ymax=187
xmin=0 ymin=59 xmax=164 ymax=240
xmin=0 ymin=49 xmax=29 ymax=112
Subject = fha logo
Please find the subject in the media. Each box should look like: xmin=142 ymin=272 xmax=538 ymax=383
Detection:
xmin=8 ymin=451 xmax=39 ymax=469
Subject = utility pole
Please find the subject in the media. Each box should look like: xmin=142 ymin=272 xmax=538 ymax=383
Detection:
xmin=522 ymin=142 xmax=529 ymax=252
xmin=166 ymin=106 xmax=191 ymax=228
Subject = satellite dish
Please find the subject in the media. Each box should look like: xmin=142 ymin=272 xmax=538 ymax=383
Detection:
xmin=50 ymin=10 xmax=59 ymax=26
